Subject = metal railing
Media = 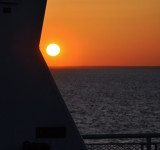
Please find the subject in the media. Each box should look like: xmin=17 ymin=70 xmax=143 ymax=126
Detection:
xmin=82 ymin=133 xmax=160 ymax=150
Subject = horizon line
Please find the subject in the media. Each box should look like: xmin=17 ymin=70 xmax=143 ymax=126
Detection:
xmin=49 ymin=66 xmax=160 ymax=69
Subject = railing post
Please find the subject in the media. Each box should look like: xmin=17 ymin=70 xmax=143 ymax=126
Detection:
xmin=155 ymin=144 xmax=157 ymax=150
xmin=141 ymin=144 xmax=144 ymax=150
xmin=147 ymin=137 xmax=151 ymax=150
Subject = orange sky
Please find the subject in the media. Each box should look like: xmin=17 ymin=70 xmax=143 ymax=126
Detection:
xmin=40 ymin=0 xmax=160 ymax=67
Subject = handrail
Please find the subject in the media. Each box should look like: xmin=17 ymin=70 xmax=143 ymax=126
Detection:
xmin=82 ymin=133 xmax=160 ymax=139
xmin=82 ymin=133 xmax=160 ymax=150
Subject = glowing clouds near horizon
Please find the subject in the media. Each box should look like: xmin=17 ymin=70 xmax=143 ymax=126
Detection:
xmin=46 ymin=44 xmax=60 ymax=56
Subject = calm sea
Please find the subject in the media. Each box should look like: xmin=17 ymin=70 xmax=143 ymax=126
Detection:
xmin=50 ymin=67 xmax=160 ymax=135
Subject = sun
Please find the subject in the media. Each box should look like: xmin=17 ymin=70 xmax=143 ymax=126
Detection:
xmin=46 ymin=44 xmax=60 ymax=56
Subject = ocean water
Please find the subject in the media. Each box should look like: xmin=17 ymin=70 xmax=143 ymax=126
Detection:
xmin=50 ymin=67 xmax=160 ymax=135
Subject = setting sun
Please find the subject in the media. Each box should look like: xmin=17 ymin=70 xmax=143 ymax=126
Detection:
xmin=46 ymin=44 xmax=60 ymax=56
xmin=40 ymin=0 xmax=160 ymax=67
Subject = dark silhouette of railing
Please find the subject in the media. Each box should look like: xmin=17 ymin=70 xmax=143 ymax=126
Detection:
xmin=82 ymin=133 xmax=160 ymax=150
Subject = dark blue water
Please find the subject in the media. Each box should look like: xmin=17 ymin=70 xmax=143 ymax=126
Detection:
xmin=50 ymin=67 xmax=160 ymax=135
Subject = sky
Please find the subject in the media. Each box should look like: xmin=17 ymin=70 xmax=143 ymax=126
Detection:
xmin=40 ymin=0 xmax=160 ymax=67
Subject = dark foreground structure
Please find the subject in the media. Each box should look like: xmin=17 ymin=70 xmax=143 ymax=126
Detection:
xmin=0 ymin=0 xmax=87 ymax=149
xmin=83 ymin=133 xmax=160 ymax=150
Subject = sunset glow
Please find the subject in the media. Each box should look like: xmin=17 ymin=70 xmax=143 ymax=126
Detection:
xmin=40 ymin=0 xmax=160 ymax=67
xmin=46 ymin=44 xmax=60 ymax=56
